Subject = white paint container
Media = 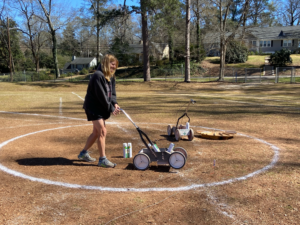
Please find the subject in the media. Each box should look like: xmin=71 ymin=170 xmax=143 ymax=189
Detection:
xmin=127 ymin=143 xmax=132 ymax=158
xmin=168 ymin=143 xmax=174 ymax=153
xmin=186 ymin=122 xmax=190 ymax=130
xmin=123 ymin=143 xmax=128 ymax=158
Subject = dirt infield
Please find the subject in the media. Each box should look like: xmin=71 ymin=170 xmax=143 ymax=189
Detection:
xmin=0 ymin=81 xmax=299 ymax=224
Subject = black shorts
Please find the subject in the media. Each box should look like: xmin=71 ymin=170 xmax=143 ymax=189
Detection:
xmin=85 ymin=109 xmax=104 ymax=121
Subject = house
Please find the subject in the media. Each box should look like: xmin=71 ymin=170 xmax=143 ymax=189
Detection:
xmin=203 ymin=25 xmax=300 ymax=55
xmin=128 ymin=41 xmax=169 ymax=62
xmin=246 ymin=26 xmax=300 ymax=53
xmin=61 ymin=56 xmax=97 ymax=74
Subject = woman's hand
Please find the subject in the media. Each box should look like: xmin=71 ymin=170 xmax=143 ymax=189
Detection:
xmin=113 ymin=104 xmax=120 ymax=115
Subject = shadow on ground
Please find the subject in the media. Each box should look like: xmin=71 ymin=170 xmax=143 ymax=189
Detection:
xmin=16 ymin=157 xmax=96 ymax=166
xmin=125 ymin=163 xmax=171 ymax=172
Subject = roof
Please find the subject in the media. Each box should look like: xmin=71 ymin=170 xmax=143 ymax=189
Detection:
xmin=246 ymin=26 xmax=300 ymax=40
xmin=128 ymin=42 xmax=169 ymax=54
xmin=128 ymin=44 xmax=143 ymax=54
xmin=203 ymin=25 xmax=300 ymax=43
xmin=70 ymin=57 xmax=95 ymax=64
xmin=63 ymin=62 xmax=71 ymax=70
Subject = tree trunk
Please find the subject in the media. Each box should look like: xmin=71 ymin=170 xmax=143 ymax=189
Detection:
xmin=141 ymin=0 xmax=150 ymax=82
xmin=196 ymin=0 xmax=201 ymax=63
xmin=185 ymin=0 xmax=191 ymax=82
xmin=96 ymin=0 xmax=100 ymax=64
xmin=37 ymin=0 xmax=60 ymax=78
xmin=168 ymin=31 xmax=174 ymax=65
xmin=52 ymin=30 xmax=60 ymax=78
xmin=196 ymin=20 xmax=201 ymax=63
xmin=219 ymin=39 xmax=226 ymax=81
xmin=7 ymin=17 xmax=13 ymax=82
xmin=36 ymin=57 xmax=40 ymax=73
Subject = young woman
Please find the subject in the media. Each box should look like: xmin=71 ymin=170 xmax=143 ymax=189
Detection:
xmin=78 ymin=54 xmax=120 ymax=168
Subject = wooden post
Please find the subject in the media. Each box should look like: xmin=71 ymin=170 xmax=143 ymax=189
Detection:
xmin=7 ymin=17 xmax=13 ymax=82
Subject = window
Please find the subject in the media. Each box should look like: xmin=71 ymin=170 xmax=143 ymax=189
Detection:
xmin=260 ymin=40 xmax=271 ymax=47
xmin=251 ymin=40 xmax=257 ymax=47
xmin=283 ymin=40 xmax=292 ymax=47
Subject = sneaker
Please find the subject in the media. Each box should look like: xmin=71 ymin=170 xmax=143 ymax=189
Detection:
xmin=98 ymin=158 xmax=116 ymax=168
xmin=78 ymin=150 xmax=96 ymax=162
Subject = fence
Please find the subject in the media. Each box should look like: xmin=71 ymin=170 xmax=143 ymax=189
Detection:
xmin=1 ymin=66 xmax=300 ymax=83
xmin=275 ymin=67 xmax=295 ymax=84
xmin=0 ymin=71 xmax=53 ymax=82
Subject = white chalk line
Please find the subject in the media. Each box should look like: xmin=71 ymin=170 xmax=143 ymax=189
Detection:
xmin=0 ymin=112 xmax=280 ymax=192
xmin=206 ymin=190 xmax=236 ymax=221
xmin=0 ymin=122 xmax=76 ymax=130
xmin=72 ymin=92 xmax=84 ymax=101
xmin=0 ymin=111 xmax=86 ymax=121
xmin=59 ymin=97 xmax=62 ymax=115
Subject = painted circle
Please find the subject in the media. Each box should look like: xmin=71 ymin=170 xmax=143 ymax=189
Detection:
xmin=0 ymin=113 xmax=280 ymax=192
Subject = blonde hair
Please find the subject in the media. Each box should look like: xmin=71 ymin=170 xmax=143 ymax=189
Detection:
xmin=101 ymin=54 xmax=119 ymax=81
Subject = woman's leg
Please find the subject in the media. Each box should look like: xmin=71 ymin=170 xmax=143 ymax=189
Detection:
xmin=83 ymin=124 xmax=100 ymax=151
xmin=78 ymin=120 xmax=103 ymax=162
xmin=92 ymin=119 xmax=106 ymax=157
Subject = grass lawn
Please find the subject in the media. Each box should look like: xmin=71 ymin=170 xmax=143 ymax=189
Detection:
xmin=203 ymin=54 xmax=300 ymax=69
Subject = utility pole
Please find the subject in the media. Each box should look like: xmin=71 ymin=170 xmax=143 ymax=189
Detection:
xmin=7 ymin=17 xmax=13 ymax=82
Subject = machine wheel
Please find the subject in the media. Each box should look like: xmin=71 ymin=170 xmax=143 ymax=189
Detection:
xmin=175 ymin=129 xmax=181 ymax=141
xmin=188 ymin=128 xmax=194 ymax=141
xmin=133 ymin=153 xmax=150 ymax=170
xmin=174 ymin=147 xmax=188 ymax=159
xmin=167 ymin=124 xmax=172 ymax=136
xmin=169 ymin=152 xmax=186 ymax=169
xmin=172 ymin=127 xmax=176 ymax=136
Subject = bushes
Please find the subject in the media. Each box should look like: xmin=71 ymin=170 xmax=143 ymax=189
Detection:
xmin=269 ymin=49 xmax=292 ymax=66
xmin=225 ymin=40 xmax=248 ymax=63
xmin=80 ymin=68 xmax=89 ymax=75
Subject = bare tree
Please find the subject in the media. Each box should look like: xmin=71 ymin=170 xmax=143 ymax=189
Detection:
xmin=35 ymin=0 xmax=73 ymax=78
xmin=280 ymin=0 xmax=300 ymax=26
xmin=208 ymin=0 xmax=250 ymax=81
xmin=88 ymin=0 xmax=108 ymax=64
xmin=191 ymin=0 xmax=209 ymax=62
xmin=10 ymin=0 xmax=48 ymax=73
xmin=141 ymin=0 xmax=150 ymax=81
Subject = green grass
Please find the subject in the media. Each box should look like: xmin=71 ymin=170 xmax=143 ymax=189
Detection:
xmin=291 ymin=55 xmax=300 ymax=65
xmin=204 ymin=54 xmax=300 ymax=69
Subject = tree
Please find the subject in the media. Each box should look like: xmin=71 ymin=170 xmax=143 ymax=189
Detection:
xmin=279 ymin=0 xmax=300 ymax=26
xmin=149 ymin=0 xmax=183 ymax=64
xmin=59 ymin=23 xmax=80 ymax=56
xmin=191 ymin=0 xmax=207 ymax=63
xmin=0 ymin=18 xmax=23 ymax=78
xmin=88 ymin=0 xmax=108 ymax=63
xmin=35 ymin=0 xmax=72 ymax=78
xmin=10 ymin=0 xmax=49 ymax=73
xmin=225 ymin=40 xmax=248 ymax=63
xmin=208 ymin=0 xmax=250 ymax=81
xmin=185 ymin=0 xmax=191 ymax=82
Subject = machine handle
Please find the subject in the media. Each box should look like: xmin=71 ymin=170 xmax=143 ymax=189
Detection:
xmin=119 ymin=108 xmax=138 ymax=129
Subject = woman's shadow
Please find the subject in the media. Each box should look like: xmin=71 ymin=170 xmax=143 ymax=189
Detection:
xmin=16 ymin=157 xmax=96 ymax=167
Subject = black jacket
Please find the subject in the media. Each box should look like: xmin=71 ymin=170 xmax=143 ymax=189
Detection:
xmin=83 ymin=70 xmax=117 ymax=119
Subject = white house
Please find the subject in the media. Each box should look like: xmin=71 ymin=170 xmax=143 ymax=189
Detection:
xmin=128 ymin=41 xmax=169 ymax=61
xmin=61 ymin=56 xmax=97 ymax=74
